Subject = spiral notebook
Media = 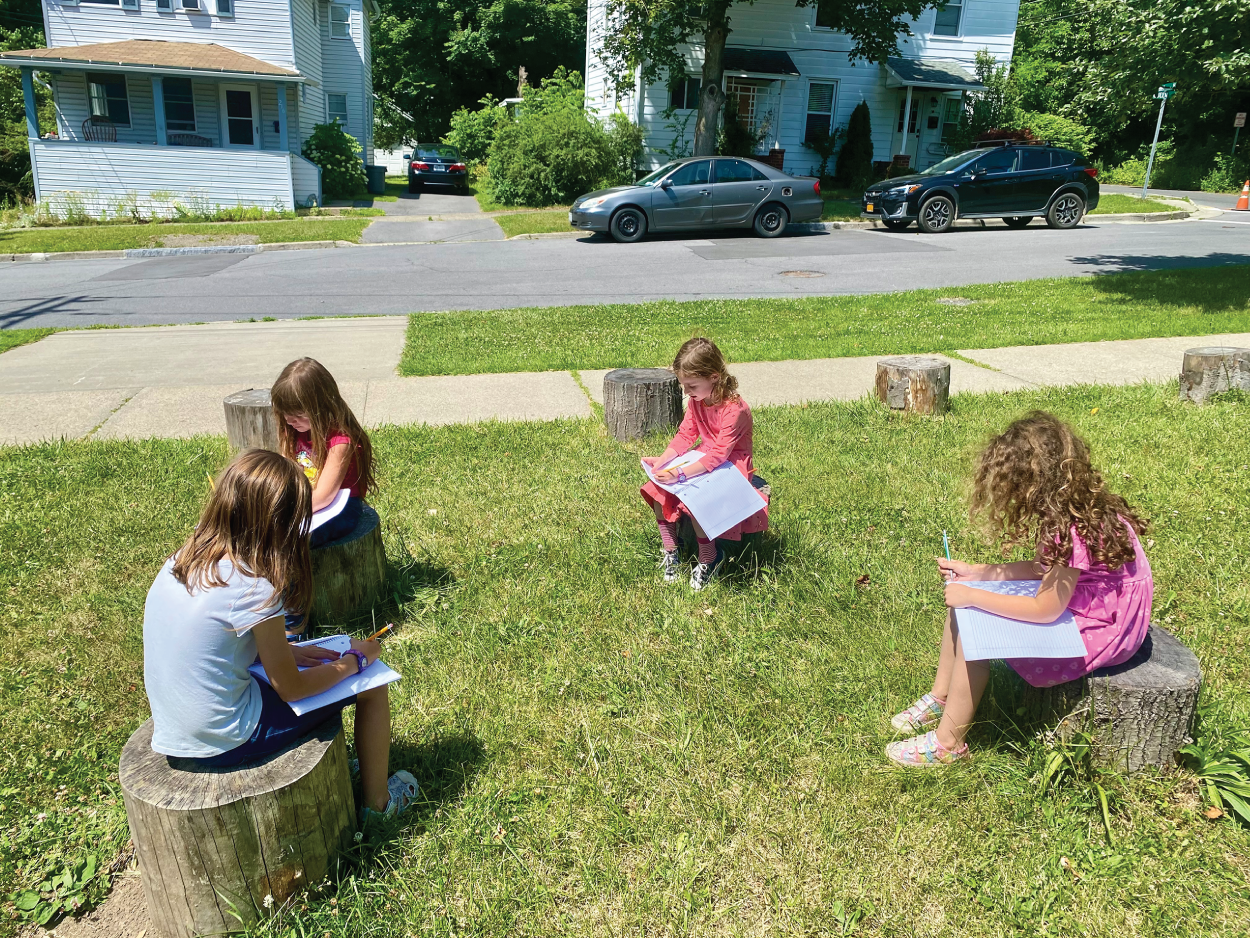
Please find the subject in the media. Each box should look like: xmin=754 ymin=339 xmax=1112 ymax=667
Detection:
xmin=249 ymin=634 xmax=401 ymax=716
xmin=955 ymin=580 xmax=1087 ymax=661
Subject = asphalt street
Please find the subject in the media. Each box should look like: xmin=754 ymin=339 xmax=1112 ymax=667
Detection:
xmin=1 ymin=216 xmax=1247 ymax=329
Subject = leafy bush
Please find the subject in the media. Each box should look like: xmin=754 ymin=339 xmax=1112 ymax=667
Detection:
xmin=835 ymin=101 xmax=874 ymax=189
xmin=301 ymin=122 xmax=367 ymax=201
xmin=717 ymin=93 xmax=767 ymax=157
xmin=444 ymin=95 xmax=507 ymax=165
xmin=1201 ymin=153 xmax=1250 ymax=193
xmin=1100 ymin=140 xmax=1174 ymax=186
xmin=1013 ymin=111 xmax=1096 ymax=155
xmin=605 ymin=111 xmax=645 ymax=182
xmin=485 ymin=68 xmax=631 ymax=206
xmin=802 ymin=126 xmax=843 ymax=182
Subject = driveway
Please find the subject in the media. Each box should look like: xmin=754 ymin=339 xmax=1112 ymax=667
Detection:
xmin=360 ymin=185 xmax=505 ymax=244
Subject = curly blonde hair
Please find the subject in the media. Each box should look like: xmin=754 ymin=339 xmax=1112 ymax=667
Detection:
xmin=970 ymin=411 xmax=1146 ymax=571
xmin=672 ymin=337 xmax=739 ymax=405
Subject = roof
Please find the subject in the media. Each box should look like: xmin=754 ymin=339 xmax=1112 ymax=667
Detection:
xmin=0 ymin=40 xmax=303 ymax=82
xmin=722 ymin=48 xmax=801 ymax=78
xmin=885 ymin=57 xmax=984 ymax=91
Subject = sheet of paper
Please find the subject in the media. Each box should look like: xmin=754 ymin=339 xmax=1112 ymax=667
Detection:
xmin=642 ymin=450 xmax=767 ymax=540
xmin=249 ymin=633 xmax=401 ymax=716
xmin=954 ymin=580 xmax=1088 ymax=661
xmin=310 ymin=488 xmax=350 ymax=532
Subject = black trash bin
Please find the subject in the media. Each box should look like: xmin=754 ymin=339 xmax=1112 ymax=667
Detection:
xmin=365 ymin=164 xmax=387 ymax=195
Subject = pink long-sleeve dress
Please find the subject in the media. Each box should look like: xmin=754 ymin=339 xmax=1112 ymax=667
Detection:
xmin=640 ymin=395 xmax=769 ymax=541
xmin=1006 ymin=522 xmax=1153 ymax=687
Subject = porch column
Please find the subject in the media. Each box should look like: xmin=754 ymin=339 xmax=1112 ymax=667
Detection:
xmin=20 ymin=67 xmax=38 ymax=139
xmin=151 ymin=75 xmax=167 ymax=146
xmin=900 ymin=84 xmax=913 ymax=161
xmin=277 ymin=83 xmax=289 ymax=153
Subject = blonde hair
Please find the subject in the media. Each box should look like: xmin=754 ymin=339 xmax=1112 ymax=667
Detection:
xmin=672 ymin=337 xmax=739 ymax=405
xmin=970 ymin=411 xmax=1147 ymax=571
xmin=173 ymin=449 xmax=313 ymax=614
xmin=271 ymin=358 xmax=376 ymax=496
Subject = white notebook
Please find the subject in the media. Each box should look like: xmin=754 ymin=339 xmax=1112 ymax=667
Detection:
xmin=642 ymin=450 xmax=767 ymax=540
xmin=249 ymin=633 xmax=401 ymax=716
xmin=955 ymin=580 xmax=1088 ymax=661
xmin=309 ymin=488 xmax=350 ymax=532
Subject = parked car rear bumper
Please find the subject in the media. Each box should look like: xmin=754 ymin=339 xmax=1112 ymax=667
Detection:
xmin=410 ymin=170 xmax=468 ymax=186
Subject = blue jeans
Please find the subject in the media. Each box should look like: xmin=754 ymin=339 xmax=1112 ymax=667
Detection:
xmin=311 ymin=495 xmax=364 ymax=549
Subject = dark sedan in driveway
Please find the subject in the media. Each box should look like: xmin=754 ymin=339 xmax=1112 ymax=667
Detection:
xmin=569 ymin=156 xmax=823 ymax=243
xmin=407 ymin=144 xmax=468 ymax=193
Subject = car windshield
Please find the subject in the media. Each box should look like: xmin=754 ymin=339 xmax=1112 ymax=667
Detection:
xmin=918 ymin=148 xmax=992 ymax=175
xmin=636 ymin=162 xmax=681 ymax=186
xmin=416 ymin=146 xmax=460 ymax=159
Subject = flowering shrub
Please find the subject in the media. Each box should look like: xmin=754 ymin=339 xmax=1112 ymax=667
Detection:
xmin=302 ymin=122 xmax=367 ymax=200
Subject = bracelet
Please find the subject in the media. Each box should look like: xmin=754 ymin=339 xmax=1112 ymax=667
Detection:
xmin=344 ymin=649 xmax=367 ymax=674
xmin=677 ymin=469 xmax=688 ymax=483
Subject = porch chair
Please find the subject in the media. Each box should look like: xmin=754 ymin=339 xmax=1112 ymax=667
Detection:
xmin=82 ymin=116 xmax=117 ymax=142
xmin=168 ymin=133 xmax=212 ymax=147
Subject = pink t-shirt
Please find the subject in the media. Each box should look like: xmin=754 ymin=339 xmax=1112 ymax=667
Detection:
xmin=293 ymin=429 xmax=363 ymax=498
xmin=668 ymin=395 xmax=755 ymax=480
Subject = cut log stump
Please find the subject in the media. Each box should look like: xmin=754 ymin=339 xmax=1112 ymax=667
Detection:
xmin=224 ymin=388 xmax=279 ymax=453
xmin=311 ymin=503 xmax=387 ymax=624
xmin=1011 ymin=625 xmax=1201 ymax=774
xmin=875 ymin=356 xmax=950 ymax=415
xmin=603 ymin=368 xmax=682 ymax=442
xmin=1179 ymin=347 xmax=1250 ymax=404
xmin=119 ymin=717 xmax=355 ymax=938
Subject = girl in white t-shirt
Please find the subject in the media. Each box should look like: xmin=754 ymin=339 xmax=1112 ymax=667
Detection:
xmin=143 ymin=448 xmax=417 ymax=822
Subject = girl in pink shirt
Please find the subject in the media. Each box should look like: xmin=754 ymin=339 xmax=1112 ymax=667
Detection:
xmin=641 ymin=338 xmax=768 ymax=591
xmin=887 ymin=411 xmax=1153 ymax=767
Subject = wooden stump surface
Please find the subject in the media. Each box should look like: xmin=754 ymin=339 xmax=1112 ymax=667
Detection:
xmin=224 ymin=388 xmax=280 ymax=453
xmin=119 ymin=717 xmax=355 ymax=938
xmin=875 ymin=356 xmax=951 ymax=415
xmin=311 ymin=503 xmax=387 ymax=624
xmin=1015 ymin=625 xmax=1201 ymax=774
xmin=603 ymin=368 xmax=683 ymax=442
xmin=1179 ymin=346 xmax=1250 ymax=404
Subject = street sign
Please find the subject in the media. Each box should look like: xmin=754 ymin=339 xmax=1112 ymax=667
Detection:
xmin=1156 ymin=82 xmax=1176 ymax=100
xmin=1236 ymin=112 xmax=1247 ymax=128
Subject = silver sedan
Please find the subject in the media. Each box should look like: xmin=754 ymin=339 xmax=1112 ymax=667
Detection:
xmin=569 ymin=156 xmax=824 ymax=243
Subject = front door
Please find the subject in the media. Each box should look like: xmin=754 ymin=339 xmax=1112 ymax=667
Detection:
xmin=220 ymin=84 xmax=260 ymax=148
xmin=956 ymin=148 xmax=1018 ymax=214
xmin=712 ymin=158 xmax=773 ymax=224
xmin=652 ymin=159 xmax=712 ymax=229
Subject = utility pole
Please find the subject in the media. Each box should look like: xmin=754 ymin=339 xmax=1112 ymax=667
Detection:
xmin=1142 ymin=82 xmax=1175 ymax=198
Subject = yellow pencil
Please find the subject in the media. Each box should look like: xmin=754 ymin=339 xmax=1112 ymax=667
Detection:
xmin=367 ymin=622 xmax=396 ymax=641
xmin=206 ymin=471 xmax=215 ymax=491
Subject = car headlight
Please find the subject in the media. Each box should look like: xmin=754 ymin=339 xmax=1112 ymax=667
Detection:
xmin=885 ymin=184 xmax=922 ymax=198
xmin=580 ymin=196 xmax=610 ymax=209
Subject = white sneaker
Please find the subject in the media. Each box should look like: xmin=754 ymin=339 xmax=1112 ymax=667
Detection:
xmin=661 ymin=549 xmax=681 ymax=582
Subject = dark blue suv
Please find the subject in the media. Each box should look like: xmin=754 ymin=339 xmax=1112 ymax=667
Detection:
xmin=861 ymin=143 xmax=1100 ymax=233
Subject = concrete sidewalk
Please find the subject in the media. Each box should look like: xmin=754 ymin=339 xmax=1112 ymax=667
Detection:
xmin=1 ymin=318 xmax=1248 ymax=446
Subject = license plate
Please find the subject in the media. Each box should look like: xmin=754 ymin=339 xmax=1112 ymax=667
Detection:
xmin=866 ymin=202 xmax=874 ymax=212
xmin=568 ymin=212 xmax=574 ymax=223
xmin=433 ymin=165 xmax=446 ymax=172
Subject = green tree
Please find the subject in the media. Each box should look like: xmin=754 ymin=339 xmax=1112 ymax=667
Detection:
xmin=444 ymin=94 xmax=507 ymax=163
xmin=372 ymin=0 xmax=585 ymax=145
xmin=1 ymin=15 xmax=53 ymax=204
xmin=835 ymin=100 xmax=874 ymax=188
xmin=599 ymin=0 xmax=939 ymax=156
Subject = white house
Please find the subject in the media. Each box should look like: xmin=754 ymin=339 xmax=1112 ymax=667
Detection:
xmin=1 ymin=0 xmax=378 ymax=215
xmin=585 ymin=0 xmax=1020 ymax=176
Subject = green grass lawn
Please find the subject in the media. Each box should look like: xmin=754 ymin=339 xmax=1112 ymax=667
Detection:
xmin=1 ymin=384 xmax=1248 ymax=936
xmin=0 ymin=329 xmax=57 ymax=355
xmin=1089 ymin=194 xmax=1178 ymax=215
xmin=0 ymin=218 xmax=372 ymax=253
xmin=401 ymin=264 xmax=1250 ymax=377
xmin=494 ymin=210 xmax=573 ymax=238
xmin=821 ymin=187 xmax=863 ymax=220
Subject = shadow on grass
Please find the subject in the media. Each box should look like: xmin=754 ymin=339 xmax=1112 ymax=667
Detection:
xmin=1073 ymin=255 xmax=1250 ymax=311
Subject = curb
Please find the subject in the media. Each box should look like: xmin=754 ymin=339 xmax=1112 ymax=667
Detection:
xmin=507 ymin=231 xmax=588 ymax=241
xmin=793 ymin=210 xmax=1194 ymax=233
xmin=3 ymin=239 xmax=355 ymax=263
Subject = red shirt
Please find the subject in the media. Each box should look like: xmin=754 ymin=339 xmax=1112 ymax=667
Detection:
xmin=668 ymin=395 xmax=754 ymax=480
xmin=294 ymin=429 xmax=363 ymax=498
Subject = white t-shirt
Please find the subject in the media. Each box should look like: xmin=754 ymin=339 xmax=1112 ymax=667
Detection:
xmin=143 ymin=557 xmax=283 ymax=757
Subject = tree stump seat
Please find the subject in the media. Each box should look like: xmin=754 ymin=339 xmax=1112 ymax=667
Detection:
xmin=224 ymin=388 xmax=280 ymax=453
xmin=1178 ymin=346 xmax=1250 ymax=404
xmin=119 ymin=717 xmax=355 ymax=938
xmin=875 ymin=356 xmax=951 ymax=415
xmin=603 ymin=368 xmax=683 ymax=442
xmin=1004 ymin=625 xmax=1201 ymax=774
xmin=311 ymin=503 xmax=386 ymax=624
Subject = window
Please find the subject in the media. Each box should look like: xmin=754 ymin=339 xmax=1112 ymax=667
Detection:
xmin=972 ymin=150 xmax=1017 ymax=175
xmin=121 ymin=0 xmax=139 ymax=9
xmin=78 ymin=1 xmax=121 ymax=5
xmin=179 ymin=0 xmax=202 ymax=10
xmin=163 ymin=77 xmax=196 ymax=131
xmin=1053 ymin=148 xmax=1079 ymax=166
xmin=897 ymin=96 xmax=918 ymax=134
xmin=1018 ymin=148 xmax=1051 ymax=171
xmin=330 ymin=4 xmax=350 ymax=39
xmin=669 ymin=76 xmax=700 ymax=110
xmin=714 ymin=159 xmax=766 ymax=183
xmin=933 ymin=0 xmax=962 ymax=36
xmin=88 ymin=73 xmax=130 ymax=126
xmin=327 ymin=93 xmax=348 ymax=125
xmin=940 ymin=97 xmax=962 ymax=143
xmin=804 ymin=81 xmax=835 ymax=143
xmin=668 ymin=160 xmax=710 ymax=187
xmin=813 ymin=0 xmax=836 ymax=28
xmin=156 ymin=0 xmax=173 ymax=9
xmin=216 ymin=0 xmax=233 ymax=13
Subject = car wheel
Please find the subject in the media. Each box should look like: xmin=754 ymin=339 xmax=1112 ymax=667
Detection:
xmin=1002 ymin=216 xmax=1032 ymax=228
xmin=918 ymin=195 xmax=955 ymax=233
xmin=753 ymin=202 xmax=789 ymax=238
xmin=609 ymin=207 xmax=647 ymax=243
xmin=1046 ymin=193 xmax=1085 ymax=229
xmin=881 ymin=218 xmax=913 ymax=231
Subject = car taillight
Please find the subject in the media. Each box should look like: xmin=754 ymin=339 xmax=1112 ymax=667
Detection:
xmin=813 ymin=180 xmax=821 ymax=196
xmin=1083 ymin=167 xmax=1098 ymax=178
xmin=412 ymin=162 xmax=431 ymax=171
xmin=449 ymin=163 xmax=467 ymax=172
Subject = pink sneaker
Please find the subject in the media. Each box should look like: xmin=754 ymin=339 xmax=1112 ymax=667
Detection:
xmin=890 ymin=693 xmax=946 ymax=734
xmin=885 ymin=731 xmax=969 ymax=768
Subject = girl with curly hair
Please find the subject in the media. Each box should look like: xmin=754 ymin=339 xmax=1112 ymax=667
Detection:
xmin=886 ymin=411 xmax=1154 ymax=768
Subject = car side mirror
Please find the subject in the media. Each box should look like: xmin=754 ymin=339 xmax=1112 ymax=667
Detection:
xmin=660 ymin=178 xmax=674 ymax=189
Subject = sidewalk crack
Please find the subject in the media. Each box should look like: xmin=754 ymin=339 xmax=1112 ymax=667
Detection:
xmin=86 ymin=390 xmax=138 ymax=438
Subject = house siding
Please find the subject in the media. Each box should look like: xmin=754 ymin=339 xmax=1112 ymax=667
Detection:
xmin=290 ymin=0 xmax=323 ymax=148
xmin=319 ymin=0 xmax=370 ymax=162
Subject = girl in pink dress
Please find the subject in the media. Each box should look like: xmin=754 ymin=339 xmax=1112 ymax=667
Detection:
xmin=641 ymin=338 xmax=768 ymax=591
xmin=886 ymin=411 xmax=1153 ymax=767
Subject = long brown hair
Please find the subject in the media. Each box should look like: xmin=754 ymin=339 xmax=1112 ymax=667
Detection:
xmin=271 ymin=357 xmax=376 ymax=495
xmin=673 ymin=337 xmax=739 ymax=406
xmin=173 ymin=449 xmax=313 ymax=614
xmin=970 ymin=411 xmax=1147 ymax=571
